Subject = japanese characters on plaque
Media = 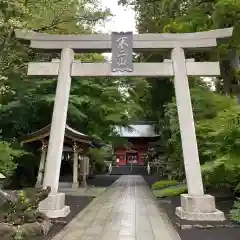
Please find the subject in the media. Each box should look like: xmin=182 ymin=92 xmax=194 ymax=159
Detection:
xmin=111 ymin=32 xmax=133 ymax=72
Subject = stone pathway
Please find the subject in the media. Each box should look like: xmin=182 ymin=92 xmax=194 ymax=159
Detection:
xmin=52 ymin=175 xmax=181 ymax=240
xmin=59 ymin=186 xmax=106 ymax=197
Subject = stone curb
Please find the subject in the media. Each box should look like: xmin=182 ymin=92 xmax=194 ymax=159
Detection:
xmin=176 ymin=222 xmax=240 ymax=230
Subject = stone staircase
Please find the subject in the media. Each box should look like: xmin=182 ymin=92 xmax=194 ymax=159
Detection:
xmin=110 ymin=166 xmax=150 ymax=175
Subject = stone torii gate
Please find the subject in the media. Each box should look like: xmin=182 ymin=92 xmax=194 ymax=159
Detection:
xmin=16 ymin=28 xmax=233 ymax=220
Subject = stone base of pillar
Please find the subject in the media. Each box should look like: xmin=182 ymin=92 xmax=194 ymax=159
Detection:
xmin=72 ymin=182 xmax=79 ymax=189
xmin=80 ymin=181 xmax=87 ymax=188
xmin=35 ymin=183 xmax=42 ymax=188
xmin=39 ymin=192 xmax=70 ymax=218
xmin=175 ymin=194 xmax=225 ymax=221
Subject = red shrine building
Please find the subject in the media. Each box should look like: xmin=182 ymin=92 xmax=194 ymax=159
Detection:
xmin=114 ymin=122 xmax=160 ymax=166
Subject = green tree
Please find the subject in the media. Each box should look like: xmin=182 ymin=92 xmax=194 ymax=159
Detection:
xmin=118 ymin=1 xmax=240 ymax=179
xmin=0 ymin=0 xmax=148 ymax=185
xmin=163 ymin=84 xmax=240 ymax=189
xmin=0 ymin=141 xmax=27 ymax=178
xmin=0 ymin=0 xmax=146 ymax=140
xmin=119 ymin=0 xmax=240 ymax=96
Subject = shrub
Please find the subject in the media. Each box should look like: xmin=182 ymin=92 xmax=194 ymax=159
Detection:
xmin=94 ymin=161 xmax=106 ymax=174
xmin=163 ymin=86 xmax=240 ymax=190
xmin=235 ymin=183 xmax=240 ymax=194
xmin=0 ymin=141 xmax=28 ymax=179
xmin=229 ymin=199 xmax=240 ymax=223
xmin=152 ymin=180 xmax=179 ymax=190
xmin=153 ymin=185 xmax=187 ymax=198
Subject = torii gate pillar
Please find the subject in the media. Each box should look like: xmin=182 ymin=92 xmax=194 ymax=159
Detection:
xmin=38 ymin=48 xmax=74 ymax=218
xmin=172 ymin=47 xmax=224 ymax=220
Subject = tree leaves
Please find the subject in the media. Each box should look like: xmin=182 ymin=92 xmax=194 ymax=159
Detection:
xmin=0 ymin=0 xmax=149 ymax=143
xmin=163 ymin=85 xmax=240 ymax=187
xmin=0 ymin=141 xmax=28 ymax=178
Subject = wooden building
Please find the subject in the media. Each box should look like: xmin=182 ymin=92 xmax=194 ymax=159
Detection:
xmin=22 ymin=124 xmax=99 ymax=189
xmin=114 ymin=123 xmax=160 ymax=166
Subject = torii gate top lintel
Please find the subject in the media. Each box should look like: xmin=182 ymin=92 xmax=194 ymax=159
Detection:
xmin=15 ymin=28 xmax=233 ymax=52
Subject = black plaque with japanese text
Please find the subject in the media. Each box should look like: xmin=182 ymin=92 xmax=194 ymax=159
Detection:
xmin=111 ymin=32 xmax=133 ymax=72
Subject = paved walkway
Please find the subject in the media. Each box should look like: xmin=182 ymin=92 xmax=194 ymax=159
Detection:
xmin=53 ymin=175 xmax=181 ymax=240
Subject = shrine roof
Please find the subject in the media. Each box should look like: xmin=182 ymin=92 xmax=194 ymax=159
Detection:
xmin=22 ymin=124 xmax=94 ymax=144
xmin=115 ymin=124 xmax=160 ymax=138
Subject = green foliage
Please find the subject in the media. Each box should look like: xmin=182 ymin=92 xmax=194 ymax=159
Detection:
xmin=199 ymin=107 xmax=240 ymax=189
xmin=163 ymin=85 xmax=240 ymax=189
xmin=0 ymin=0 xmax=143 ymax=139
xmin=88 ymin=147 xmax=111 ymax=174
xmin=235 ymin=183 xmax=240 ymax=193
xmin=117 ymin=0 xmax=240 ymax=212
xmin=102 ymin=145 xmax=115 ymax=163
xmin=14 ymin=230 xmax=24 ymax=240
xmin=229 ymin=198 xmax=240 ymax=223
xmin=0 ymin=0 xmax=148 ymax=184
xmin=0 ymin=0 xmax=147 ymax=142
xmin=0 ymin=141 xmax=27 ymax=178
xmin=94 ymin=161 xmax=107 ymax=174
xmin=153 ymin=185 xmax=187 ymax=198
xmin=118 ymin=0 xmax=240 ymax=168
xmin=152 ymin=180 xmax=179 ymax=190
xmin=0 ymin=187 xmax=51 ymax=225
xmin=88 ymin=146 xmax=113 ymax=163
xmin=67 ymin=76 xmax=147 ymax=141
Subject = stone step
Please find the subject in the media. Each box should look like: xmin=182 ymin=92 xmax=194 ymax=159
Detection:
xmin=109 ymin=166 xmax=150 ymax=175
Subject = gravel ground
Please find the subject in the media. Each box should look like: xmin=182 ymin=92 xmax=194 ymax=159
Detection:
xmin=143 ymin=175 xmax=240 ymax=240
xmin=43 ymin=195 xmax=94 ymax=240
xmin=87 ymin=174 xmax=120 ymax=187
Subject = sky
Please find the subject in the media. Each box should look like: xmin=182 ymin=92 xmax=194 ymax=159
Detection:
xmin=96 ymin=0 xmax=136 ymax=60
xmin=97 ymin=0 xmax=136 ymax=33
